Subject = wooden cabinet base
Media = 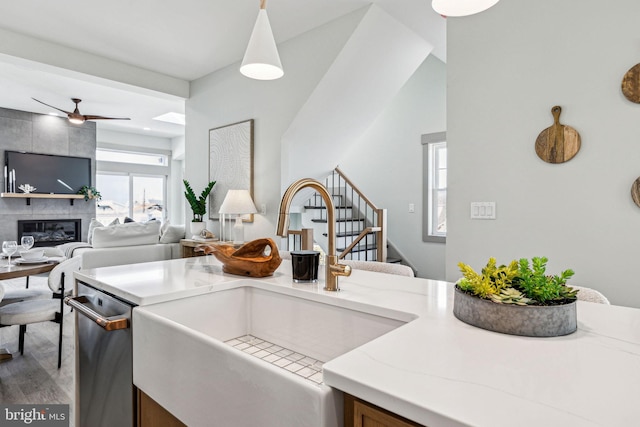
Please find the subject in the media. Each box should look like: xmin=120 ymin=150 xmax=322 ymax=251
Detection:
xmin=138 ymin=390 xmax=186 ymax=427
xmin=345 ymin=394 xmax=425 ymax=427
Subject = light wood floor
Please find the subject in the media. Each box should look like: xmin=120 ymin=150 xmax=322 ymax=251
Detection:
xmin=0 ymin=276 xmax=75 ymax=426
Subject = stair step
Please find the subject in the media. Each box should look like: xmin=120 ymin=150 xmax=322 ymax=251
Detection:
xmin=324 ymin=231 xmax=375 ymax=238
xmin=337 ymin=243 xmax=377 ymax=252
xmin=303 ymin=205 xmax=352 ymax=210
xmin=312 ymin=218 xmax=364 ymax=224
xmin=340 ymin=249 xmax=378 ymax=261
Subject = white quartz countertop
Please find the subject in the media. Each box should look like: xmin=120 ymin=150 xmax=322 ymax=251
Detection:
xmin=75 ymin=257 xmax=640 ymax=426
xmin=74 ymin=257 xmax=246 ymax=305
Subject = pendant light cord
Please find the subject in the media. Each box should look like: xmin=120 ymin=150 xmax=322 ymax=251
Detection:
xmin=260 ymin=0 xmax=266 ymax=10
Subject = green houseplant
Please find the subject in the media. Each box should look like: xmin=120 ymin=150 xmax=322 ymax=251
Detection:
xmin=183 ymin=180 xmax=216 ymax=222
xmin=78 ymin=185 xmax=102 ymax=201
xmin=454 ymin=256 xmax=579 ymax=337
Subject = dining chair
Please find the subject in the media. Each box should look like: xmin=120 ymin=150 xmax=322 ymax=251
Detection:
xmin=572 ymin=285 xmax=610 ymax=304
xmin=0 ymin=256 xmax=81 ymax=368
xmin=341 ymin=259 xmax=415 ymax=277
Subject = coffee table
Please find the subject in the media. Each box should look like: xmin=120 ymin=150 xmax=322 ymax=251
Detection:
xmin=0 ymin=258 xmax=59 ymax=362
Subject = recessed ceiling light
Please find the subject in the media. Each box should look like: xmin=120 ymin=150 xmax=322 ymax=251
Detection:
xmin=48 ymin=112 xmax=59 ymax=116
xmin=143 ymin=127 xmax=151 ymax=131
xmin=152 ymin=112 xmax=185 ymax=126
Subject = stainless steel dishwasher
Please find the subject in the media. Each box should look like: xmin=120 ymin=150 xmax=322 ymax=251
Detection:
xmin=66 ymin=281 xmax=136 ymax=427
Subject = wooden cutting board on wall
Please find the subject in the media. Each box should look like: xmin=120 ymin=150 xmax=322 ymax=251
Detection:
xmin=535 ymin=106 xmax=581 ymax=164
xmin=631 ymin=177 xmax=640 ymax=208
xmin=622 ymin=63 xmax=640 ymax=103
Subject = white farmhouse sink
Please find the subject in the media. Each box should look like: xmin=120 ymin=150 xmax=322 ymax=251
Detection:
xmin=133 ymin=283 xmax=414 ymax=427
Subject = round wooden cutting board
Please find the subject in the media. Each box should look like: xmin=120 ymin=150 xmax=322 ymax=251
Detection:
xmin=631 ymin=177 xmax=640 ymax=208
xmin=622 ymin=63 xmax=640 ymax=103
xmin=535 ymin=106 xmax=581 ymax=164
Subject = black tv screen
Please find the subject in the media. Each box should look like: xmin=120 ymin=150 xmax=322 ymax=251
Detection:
xmin=5 ymin=151 xmax=91 ymax=194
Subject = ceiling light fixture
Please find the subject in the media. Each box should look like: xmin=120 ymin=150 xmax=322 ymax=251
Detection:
xmin=432 ymin=0 xmax=500 ymax=17
xmin=68 ymin=116 xmax=85 ymax=125
xmin=240 ymin=0 xmax=283 ymax=80
xmin=32 ymin=97 xmax=130 ymax=124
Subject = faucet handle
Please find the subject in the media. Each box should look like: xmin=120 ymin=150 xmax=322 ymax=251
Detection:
xmin=329 ymin=262 xmax=352 ymax=278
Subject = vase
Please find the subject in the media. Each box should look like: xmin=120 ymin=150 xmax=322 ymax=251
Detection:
xmin=453 ymin=286 xmax=577 ymax=337
xmin=189 ymin=221 xmax=206 ymax=238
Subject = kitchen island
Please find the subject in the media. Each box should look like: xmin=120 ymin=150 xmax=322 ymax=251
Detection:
xmin=75 ymin=256 xmax=640 ymax=427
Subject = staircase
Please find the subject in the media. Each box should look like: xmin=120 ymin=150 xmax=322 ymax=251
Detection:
xmin=296 ymin=167 xmax=391 ymax=262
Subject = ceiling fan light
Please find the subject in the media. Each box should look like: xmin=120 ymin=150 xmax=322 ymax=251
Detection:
xmin=240 ymin=9 xmax=283 ymax=80
xmin=68 ymin=116 xmax=85 ymax=125
xmin=432 ymin=0 xmax=500 ymax=17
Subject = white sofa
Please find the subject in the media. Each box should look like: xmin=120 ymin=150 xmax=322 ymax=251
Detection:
xmin=58 ymin=220 xmax=183 ymax=270
xmin=72 ymin=243 xmax=181 ymax=269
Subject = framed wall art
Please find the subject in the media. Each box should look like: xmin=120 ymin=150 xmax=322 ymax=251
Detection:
xmin=208 ymin=119 xmax=254 ymax=220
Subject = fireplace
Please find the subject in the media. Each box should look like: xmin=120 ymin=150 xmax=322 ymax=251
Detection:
xmin=18 ymin=219 xmax=81 ymax=247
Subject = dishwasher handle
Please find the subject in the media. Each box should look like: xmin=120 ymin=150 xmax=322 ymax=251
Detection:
xmin=65 ymin=296 xmax=130 ymax=331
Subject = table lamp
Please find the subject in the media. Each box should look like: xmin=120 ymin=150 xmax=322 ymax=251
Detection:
xmin=218 ymin=190 xmax=258 ymax=244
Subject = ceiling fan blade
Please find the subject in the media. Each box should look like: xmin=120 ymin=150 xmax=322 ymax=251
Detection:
xmin=32 ymin=98 xmax=72 ymax=115
xmin=83 ymin=115 xmax=131 ymax=121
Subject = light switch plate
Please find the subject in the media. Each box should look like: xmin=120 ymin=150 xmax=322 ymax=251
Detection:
xmin=470 ymin=202 xmax=496 ymax=219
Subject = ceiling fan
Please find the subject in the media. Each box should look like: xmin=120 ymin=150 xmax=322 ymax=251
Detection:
xmin=32 ymin=97 xmax=130 ymax=124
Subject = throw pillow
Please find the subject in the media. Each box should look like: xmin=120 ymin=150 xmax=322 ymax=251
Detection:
xmin=124 ymin=217 xmax=135 ymax=223
xmin=87 ymin=218 xmax=119 ymax=244
xmin=160 ymin=219 xmax=170 ymax=236
xmin=160 ymin=224 xmax=186 ymax=244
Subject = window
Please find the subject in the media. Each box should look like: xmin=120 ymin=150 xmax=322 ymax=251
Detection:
xmin=97 ymin=148 xmax=168 ymax=166
xmin=422 ymin=132 xmax=447 ymax=243
xmin=95 ymin=147 xmax=169 ymax=224
xmin=96 ymin=174 xmax=165 ymax=223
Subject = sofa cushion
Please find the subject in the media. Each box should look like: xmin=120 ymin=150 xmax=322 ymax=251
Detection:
xmin=159 ymin=220 xmax=185 ymax=244
xmin=92 ymin=221 xmax=161 ymax=248
xmin=87 ymin=218 xmax=119 ymax=244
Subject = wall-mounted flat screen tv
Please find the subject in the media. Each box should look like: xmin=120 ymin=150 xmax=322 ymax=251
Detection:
xmin=5 ymin=151 xmax=91 ymax=194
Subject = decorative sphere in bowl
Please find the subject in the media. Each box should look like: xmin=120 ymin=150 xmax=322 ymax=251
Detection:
xmin=20 ymin=248 xmax=45 ymax=260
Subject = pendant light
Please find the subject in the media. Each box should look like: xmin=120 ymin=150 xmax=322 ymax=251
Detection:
xmin=432 ymin=0 xmax=500 ymax=17
xmin=240 ymin=0 xmax=284 ymax=80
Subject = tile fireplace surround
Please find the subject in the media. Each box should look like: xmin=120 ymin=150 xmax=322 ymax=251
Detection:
xmin=0 ymin=106 xmax=97 ymax=242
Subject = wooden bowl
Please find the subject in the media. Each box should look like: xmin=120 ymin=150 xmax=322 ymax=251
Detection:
xmin=196 ymin=238 xmax=282 ymax=278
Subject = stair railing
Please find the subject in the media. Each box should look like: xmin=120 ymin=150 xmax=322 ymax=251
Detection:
xmin=327 ymin=167 xmax=387 ymax=262
xmin=285 ymin=228 xmax=314 ymax=251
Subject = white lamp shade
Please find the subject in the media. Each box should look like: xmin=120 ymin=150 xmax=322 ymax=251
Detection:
xmin=240 ymin=9 xmax=284 ymax=80
xmin=218 ymin=190 xmax=258 ymax=215
xmin=432 ymin=0 xmax=500 ymax=17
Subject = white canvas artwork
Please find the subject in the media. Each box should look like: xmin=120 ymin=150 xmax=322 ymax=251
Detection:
xmin=209 ymin=119 xmax=254 ymax=220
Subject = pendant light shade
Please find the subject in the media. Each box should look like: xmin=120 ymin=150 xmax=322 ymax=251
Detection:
xmin=432 ymin=0 xmax=500 ymax=17
xmin=240 ymin=1 xmax=283 ymax=80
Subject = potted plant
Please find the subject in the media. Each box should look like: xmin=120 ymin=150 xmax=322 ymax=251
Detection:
xmin=454 ymin=256 xmax=579 ymax=337
xmin=78 ymin=185 xmax=102 ymax=201
xmin=183 ymin=179 xmax=216 ymax=236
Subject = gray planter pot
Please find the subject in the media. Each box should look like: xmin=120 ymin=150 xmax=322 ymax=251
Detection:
xmin=453 ymin=286 xmax=577 ymax=337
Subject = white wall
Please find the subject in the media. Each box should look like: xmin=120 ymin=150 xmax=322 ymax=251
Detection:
xmin=97 ymin=129 xmax=172 ymax=150
xmin=446 ymin=0 xmax=640 ymax=307
xmin=341 ymin=55 xmax=447 ymax=279
xmin=185 ymin=9 xmax=368 ymax=239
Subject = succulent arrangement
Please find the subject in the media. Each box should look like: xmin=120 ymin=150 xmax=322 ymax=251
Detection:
xmin=457 ymin=256 xmax=578 ymax=306
xmin=183 ymin=179 xmax=216 ymax=222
